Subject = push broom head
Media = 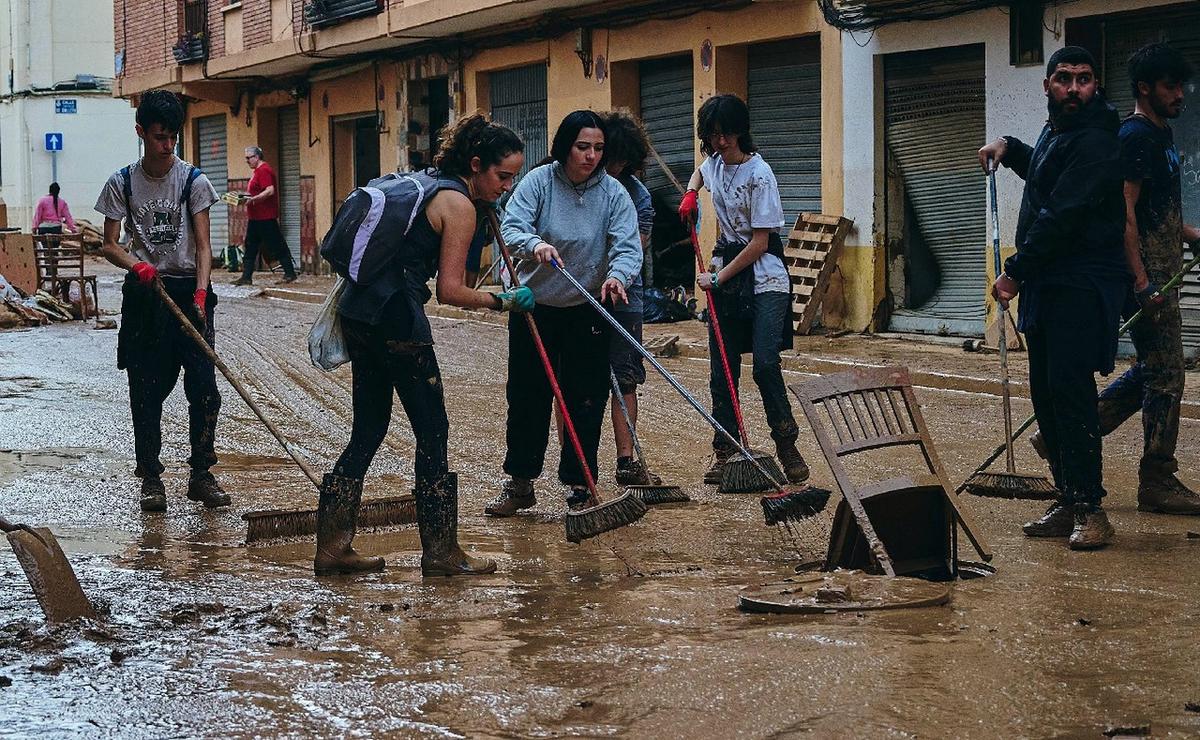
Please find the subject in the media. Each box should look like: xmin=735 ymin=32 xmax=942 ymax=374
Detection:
xmin=963 ymin=470 xmax=1058 ymax=500
xmin=718 ymin=450 xmax=786 ymax=494
xmin=565 ymin=489 xmax=648 ymax=543
xmin=626 ymin=484 xmax=691 ymax=505
xmin=760 ymin=486 xmax=832 ymax=526
xmin=243 ymin=495 xmax=417 ymax=544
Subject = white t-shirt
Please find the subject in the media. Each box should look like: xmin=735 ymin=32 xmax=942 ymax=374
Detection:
xmin=95 ymin=158 xmax=219 ymax=278
xmin=700 ymin=152 xmax=789 ymax=294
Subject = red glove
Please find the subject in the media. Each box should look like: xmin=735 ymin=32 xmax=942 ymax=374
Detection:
xmin=678 ymin=189 xmax=699 ymax=224
xmin=130 ymin=261 xmax=157 ymax=283
xmin=193 ymin=289 xmax=207 ymax=312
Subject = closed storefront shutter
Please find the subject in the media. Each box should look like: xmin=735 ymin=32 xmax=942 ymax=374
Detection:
xmin=1103 ymin=5 xmax=1200 ymax=353
xmin=748 ymin=37 xmax=822 ymax=228
xmin=278 ymin=105 xmax=302 ymax=266
xmin=490 ymin=64 xmax=548 ymax=178
xmin=639 ymin=56 xmax=693 ymax=210
xmin=196 ymin=114 xmax=229 ymax=255
xmin=885 ymin=44 xmax=987 ymax=336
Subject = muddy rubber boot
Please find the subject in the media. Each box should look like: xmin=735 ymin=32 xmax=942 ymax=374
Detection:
xmin=615 ymin=457 xmax=663 ymax=486
xmin=1068 ymin=506 xmax=1114 ymax=550
xmin=417 ymin=473 xmax=496 ymax=577
xmin=1021 ymin=502 xmax=1073 ymax=537
xmin=314 ymin=473 xmax=385 ymax=576
xmin=186 ymin=471 xmax=231 ymax=509
xmin=775 ymin=440 xmax=811 ymax=484
xmin=1029 ymin=430 xmax=1048 ymax=461
xmin=232 ymin=276 xmax=253 ymax=286
xmin=566 ymin=487 xmax=598 ymax=512
xmin=703 ymin=448 xmax=734 ymax=485
xmin=140 ymin=477 xmax=167 ymax=513
xmin=1137 ymin=476 xmax=1200 ymax=515
xmin=484 ymin=478 xmax=536 ymax=517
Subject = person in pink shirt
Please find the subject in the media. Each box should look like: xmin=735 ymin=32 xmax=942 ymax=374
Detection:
xmin=33 ymin=183 xmax=77 ymax=234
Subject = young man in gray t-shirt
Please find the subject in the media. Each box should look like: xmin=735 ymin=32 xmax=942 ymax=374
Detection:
xmin=94 ymin=89 xmax=229 ymax=513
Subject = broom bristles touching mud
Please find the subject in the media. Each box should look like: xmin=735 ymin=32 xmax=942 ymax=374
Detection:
xmin=565 ymin=490 xmax=648 ymax=544
xmin=760 ymin=486 xmax=832 ymax=526
xmin=718 ymin=450 xmax=786 ymax=494
xmin=627 ymin=484 xmax=691 ymax=505
xmin=963 ymin=471 xmax=1058 ymax=500
xmin=243 ymin=495 xmax=417 ymax=544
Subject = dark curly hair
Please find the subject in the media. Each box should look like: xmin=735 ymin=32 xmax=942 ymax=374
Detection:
xmin=697 ymin=94 xmax=756 ymax=157
xmin=136 ymin=89 xmax=185 ymax=134
xmin=433 ymin=112 xmax=524 ymax=178
xmin=600 ymin=110 xmax=650 ymax=178
xmin=1128 ymin=42 xmax=1194 ymax=99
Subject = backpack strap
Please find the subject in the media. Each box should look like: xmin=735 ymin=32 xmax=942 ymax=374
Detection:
xmin=120 ymin=165 xmax=134 ymax=225
xmin=180 ymin=165 xmax=201 ymax=208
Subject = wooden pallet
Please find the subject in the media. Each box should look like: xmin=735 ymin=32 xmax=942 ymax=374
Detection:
xmin=782 ymin=213 xmax=852 ymax=335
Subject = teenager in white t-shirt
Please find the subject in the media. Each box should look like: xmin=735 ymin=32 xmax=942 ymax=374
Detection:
xmin=678 ymin=94 xmax=809 ymax=485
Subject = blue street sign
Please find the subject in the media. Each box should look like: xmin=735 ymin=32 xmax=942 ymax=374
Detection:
xmin=55 ymin=99 xmax=77 ymax=114
xmin=45 ymin=133 xmax=63 ymax=151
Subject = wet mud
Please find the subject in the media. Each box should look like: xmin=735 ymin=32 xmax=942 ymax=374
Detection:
xmin=2 ymin=272 xmax=1199 ymax=736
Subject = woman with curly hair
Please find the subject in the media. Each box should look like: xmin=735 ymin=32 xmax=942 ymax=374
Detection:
xmin=318 ymin=112 xmax=529 ymax=576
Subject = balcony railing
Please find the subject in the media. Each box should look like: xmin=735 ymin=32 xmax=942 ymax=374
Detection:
xmin=174 ymin=0 xmax=207 ymax=63
xmin=304 ymin=0 xmax=384 ymax=30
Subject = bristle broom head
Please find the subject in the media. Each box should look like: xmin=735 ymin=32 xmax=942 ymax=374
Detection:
xmin=243 ymin=495 xmax=417 ymax=544
xmin=565 ymin=490 xmax=648 ymax=543
xmin=760 ymin=486 xmax=832 ymax=526
xmin=963 ymin=471 xmax=1059 ymax=500
xmin=627 ymin=484 xmax=690 ymax=505
xmin=718 ymin=451 xmax=785 ymax=494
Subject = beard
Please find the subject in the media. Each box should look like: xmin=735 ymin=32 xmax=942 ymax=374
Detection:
xmin=1047 ymin=92 xmax=1085 ymax=127
xmin=1151 ymin=96 xmax=1183 ymax=120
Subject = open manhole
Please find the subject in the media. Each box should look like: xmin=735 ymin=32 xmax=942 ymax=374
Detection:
xmin=738 ymin=570 xmax=952 ymax=614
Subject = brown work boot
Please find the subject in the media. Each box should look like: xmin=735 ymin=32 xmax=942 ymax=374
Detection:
xmin=1029 ymin=429 xmax=1048 ymax=460
xmin=232 ymin=275 xmax=253 ymax=286
xmin=140 ymin=477 xmax=167 ymax=513
xmin=615 ymin=457 xmax=662 ymax=486
xmin=484 ymin=478 xmax=536 ymax=517
xmin=1068 ymin=506 xmax=1114 ymax=550
xmin=416 ymin=473 xmax=496 ymax=577
xmin=1138 ymin=475 xmax=1200 ymax=515
xmin=703 ymin=449 xmax=734 ymax=485
xmin=314 ymin=473 xmax=385 ymax=575
xmin=186 ymin=471 xmax=231 ymax=509
xmin=276 ymin=274 xmax=297 ymax=285
xmin=1021 ymin=502 xmax=1073 ymax=537
xmin=775 ymin=440 xmax=811 ymax=484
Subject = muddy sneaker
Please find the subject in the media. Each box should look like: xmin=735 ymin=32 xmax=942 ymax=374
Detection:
xmin=566 ymin=487 xmax=598 ymax=512
xmin=1137 ymin=476 xmax=1200 ymax=515
xmin=232 ymin=276 xmax=253 ymax=286
xmin=615 ymin=457 xmax=662 ymax=486
xmin=1029 ymin=430 xmax=1048 ymax=461
xmin=186 ymin=471 xmax=232 ymax=509
xmin=276 ymin=274 xmax=297 ymax=285
xmin=1021 ymin=503 xmax=1073 ymax=537
xmin=703 ymin=449 xmax=734 ymax=485
xmin=484 ymin=478 xmax=536 ymax=517
xmin=775 ymin=441 xmax=810 ymax=484
xmin=140 ymin=477 xmax=167 ymax=513
xmin=1068 ymin=506 xmax=1114 ymax=550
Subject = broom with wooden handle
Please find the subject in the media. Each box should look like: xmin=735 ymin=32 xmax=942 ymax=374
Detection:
xmin=608 ymin=369 xmax=689 ymax=505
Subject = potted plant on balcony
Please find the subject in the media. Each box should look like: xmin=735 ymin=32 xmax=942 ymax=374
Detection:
xmin=172 ymin=31 xmax=206 ymax=64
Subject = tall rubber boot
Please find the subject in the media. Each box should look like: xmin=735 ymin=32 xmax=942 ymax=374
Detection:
xmin=416 ymin=472 xmax=497 ymax=577
xmin=314 ymin=473 xmax=385 ymax=575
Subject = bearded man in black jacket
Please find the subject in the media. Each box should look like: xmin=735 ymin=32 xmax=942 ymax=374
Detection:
xmin=979 ymin=46 xmax=1131 ymax=550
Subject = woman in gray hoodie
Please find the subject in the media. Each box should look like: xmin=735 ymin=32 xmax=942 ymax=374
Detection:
xmin=486 ymin=110 xmax=642 ymax=516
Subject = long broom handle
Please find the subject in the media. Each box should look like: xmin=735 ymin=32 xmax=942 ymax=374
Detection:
xmin=484 ymin=211 xmax=600 ymax=500
xmin=609 ymin=368 xmax=646 ymax=464
xmin=988 ymin=166 xmax=1016 ymax=475
xmin=152 ymin=279 xmax=322 ymax=489
xmin=551 ymin=260 xmax=785 ymax=492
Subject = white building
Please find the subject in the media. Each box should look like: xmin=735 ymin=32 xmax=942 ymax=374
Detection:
xmin=0 ymin=0 xmax=138 ymax=231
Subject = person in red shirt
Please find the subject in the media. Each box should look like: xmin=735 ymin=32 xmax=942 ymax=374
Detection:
xmin=233 ymin=146 xmax=297 ymax=285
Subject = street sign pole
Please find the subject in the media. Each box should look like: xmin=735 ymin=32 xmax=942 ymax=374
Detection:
xmin=51 ymin=150 xmax=58 ymax=183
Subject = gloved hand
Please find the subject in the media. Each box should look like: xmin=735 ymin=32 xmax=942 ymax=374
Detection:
xmin=191 ymin=288 xmax=208 ymax=332
xmin=678 ymin=189 xmax=699 ymax=224
xmin=1136 ymin=283 xmax=1166 ymax=314
xmin=496 ymin=286 xmax=534 ymax=313
xmin=130 ymin=261 xmax=157 ymax=283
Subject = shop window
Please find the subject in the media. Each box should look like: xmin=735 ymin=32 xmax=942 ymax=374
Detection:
xmin=1010 ymin=1 xmax=1044 ymax=67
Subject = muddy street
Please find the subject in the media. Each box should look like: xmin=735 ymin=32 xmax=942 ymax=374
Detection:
xmin=2 ymin=273 xmax=1200 ymax=737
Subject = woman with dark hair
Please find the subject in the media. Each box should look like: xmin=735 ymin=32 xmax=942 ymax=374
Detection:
xmin=318 ymin=112 xmax=530 ymax=576
xmin=486 ymin=109 xmax=642 ymax=517
xmin=678 ymin=93 xmax=810 ymax=486
xmin=33 ymin=182 xmax=77 ymax=234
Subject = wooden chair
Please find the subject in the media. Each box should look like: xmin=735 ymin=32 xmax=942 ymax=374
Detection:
xmin=34 ymin=233 xmax=98 ymax=320
xmin=789 ymin=366 xmax=992 ymax=580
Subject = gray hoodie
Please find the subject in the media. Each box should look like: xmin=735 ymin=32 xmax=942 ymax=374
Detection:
xmin=500 ymin=161 xmax=642 ymax=308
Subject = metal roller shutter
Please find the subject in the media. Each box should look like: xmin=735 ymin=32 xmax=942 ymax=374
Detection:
xmin=196 ymin=115 xmax=229 ymax=255
xmin=639 ymin=56 xmax=693 ymax=210
xmin=1102 ymin=6 xmax=1200 ymax=353
xmin=278 ymin=106 xmax=302 ymax=266
xmin=490 ymin=64 xmax=548 ymax=178
xmin=885 ymin=45 xmax=987 ymax=336
xmin=748 ymin=38 xmax=822 ymax=228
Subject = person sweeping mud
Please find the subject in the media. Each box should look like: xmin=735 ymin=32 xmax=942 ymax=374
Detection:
xmin=678 ymin=94 xmax=809 ymax=486
xmin=318 ymin=113 xmax=529 ymax=575
xmin=979 ymin=46 xmax=1130 ymax=550
xmin=94 ymin=89 xmax=227 ymax=514
xmin=485 ymin=110 xmax=642 ymax=517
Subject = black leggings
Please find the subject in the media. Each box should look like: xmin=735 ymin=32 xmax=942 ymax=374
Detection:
xmin=333 ymin=316 xmax=449 ymax=485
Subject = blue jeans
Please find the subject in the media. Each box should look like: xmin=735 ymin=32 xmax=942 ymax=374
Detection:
xmin=707 ymin=290 xmax=798 ymax=452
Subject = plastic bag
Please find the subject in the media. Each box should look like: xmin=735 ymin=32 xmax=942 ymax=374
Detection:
xmin=308 ymin=276 xmax=350 ymax=371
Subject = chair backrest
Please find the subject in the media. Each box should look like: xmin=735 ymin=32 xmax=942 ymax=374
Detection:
xmin=34 ymin=234 xmax=86 ymax=284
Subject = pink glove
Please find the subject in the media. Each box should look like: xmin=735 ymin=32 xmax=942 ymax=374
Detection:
xmin=130 ymin=261 xmax=157 ymax=283
xmin=678 ymin=190 xmax=699 ymax=224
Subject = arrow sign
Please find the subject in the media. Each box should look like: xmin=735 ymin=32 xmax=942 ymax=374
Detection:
xmin=45 ymin=133 xmax=63 ymax=151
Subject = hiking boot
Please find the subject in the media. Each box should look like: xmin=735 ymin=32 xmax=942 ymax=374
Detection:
xmin=615 ymin=457 xmax=662 ymax=486
xmin=775 ymin=440 xmax=811 ymax=484
xmin=276 ymin=274 xmax=297 ymax=285
xmin=1137 ymin=475 xmax=1200 ymax=515
xmin=416 ymin=473 xmax=497 ymax=577
xmin=186 ymin=471 xmax=231 ymax=509
xmin=703 ymin=449 xmax=734 ymax=485
xmin=1021 ymin=503 xmax=1073 ymax=537
xmin=484 ymin=478 xmax=536 ymax=517
xmin=314 ymin=473 xmax=385 ymax=575
xmin=1068 ymin=506 xmax=1114 ymax=550
xmin=1029 ymin=429 xmax=1048 ymax=460
xmin=232 ymin=276 xmax=253 ymax=286
xmin=140 ymin=477 xmax=167 ymax=513
xmin=566 ymin=487 xmax=598 ymax=512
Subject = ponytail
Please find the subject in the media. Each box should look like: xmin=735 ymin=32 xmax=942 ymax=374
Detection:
xmin=49 ymin=182 xmax=60 ymax=213
xmin=433 ymin=112 xmax=524 ymax=178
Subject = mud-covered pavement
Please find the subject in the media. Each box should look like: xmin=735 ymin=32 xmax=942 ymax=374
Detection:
xmin=2 ymin=269 xmax=1199 ymax=737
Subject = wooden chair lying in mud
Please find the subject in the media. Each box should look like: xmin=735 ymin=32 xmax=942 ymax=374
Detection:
xmin=790 ymin=366 xmax=992 ymax=580
xmin=34 ymin=233 xmax=98 ymax=320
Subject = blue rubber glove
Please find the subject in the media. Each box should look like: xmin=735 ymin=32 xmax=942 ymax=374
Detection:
xmin=496 ymin=286 xmax=535 ymax=313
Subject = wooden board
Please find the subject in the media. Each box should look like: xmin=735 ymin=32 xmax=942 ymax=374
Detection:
xmin=782 ymin=213 xmax=852 ymax=335
xmin=0 ymin=232 xmax=37 ymax=294
xmin=738 ymin=571 xmax=952 ymax=614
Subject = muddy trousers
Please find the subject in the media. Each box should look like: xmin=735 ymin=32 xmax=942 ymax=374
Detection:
xmin=504 ymin=304 xmax=611 ymax=488
xmin=1025 ymin=287 xmax=1108 ymax=507
xmin=1097 ymin=294 xmax=1185 ymax=481
xmin=708 ymin=291 xmax=799 ymax=452
xmin=240 ymin=219 xmax=297 ymax=280
xmin=333 ymin=317 xmax=449 ymax=486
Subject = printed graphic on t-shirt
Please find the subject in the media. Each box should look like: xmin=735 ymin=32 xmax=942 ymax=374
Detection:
xmin=138 ymin=198 xmax=185 ymax=253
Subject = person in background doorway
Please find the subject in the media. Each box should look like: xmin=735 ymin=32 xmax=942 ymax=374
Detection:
xmin=33 ymin=182 xmax=77 ymax=234
xmin=232 ymin=146 xmax=298 ymax=286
